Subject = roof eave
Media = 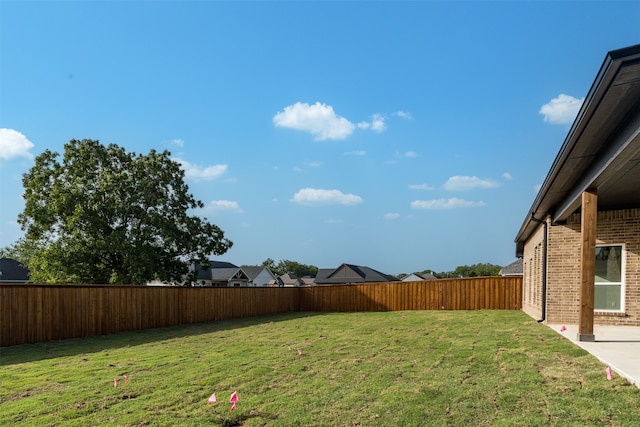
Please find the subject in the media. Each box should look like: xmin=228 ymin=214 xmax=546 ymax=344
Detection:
xmin=515 ymin=44 xmax=640 ymax=257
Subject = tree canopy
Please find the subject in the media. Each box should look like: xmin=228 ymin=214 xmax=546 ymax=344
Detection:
xmin=261 ymin=258 xmax=318 ymax=278
xmin=16 ymin=139 xmax=232 ymax=284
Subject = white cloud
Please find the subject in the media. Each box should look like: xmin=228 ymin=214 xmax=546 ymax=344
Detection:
xmin=203 ymin=200 xmax=243 ymax=214
xmin=291 ymin=188 xmax=364 ymax=206
xmin=326 ymin=218 xmax=344 ymax=224
xmin=357 ymin=113 xmax=387 ymax=133
xmin=411 ymin=198 xmax=486 ymax=210
xmin=173 ymin=157 xmax=227 ymax=182
xmin=273 ymin=102 xmax=355 ymax=141
xmin=0 ymin=128 xmax=34 ymax=160
xmin=534 ymin=183 xmax=542 ymax=193
xmin=170 ymin=138 xmax=184 ymax=147
xmin=444 ymin=176 xmax=500 ymax=191
xmin=344 ymin=150 xmax=366 ymax=156
xmin=502 ymin=172 xmax=512 ymax=181
xmin=391 ymin=151 xmax=418 ymax=162
xmin=393 ymin=110 xmax=413 ymax=120
xmin=305 ymin=161 xmax=322 ymax=168
xmin=384 ymin=213 xmax=400 ymax=220
xmin=539 ymin=94 xmax=584 ymax=125
xmin=409 ymin=183 xmax=434 ymax=190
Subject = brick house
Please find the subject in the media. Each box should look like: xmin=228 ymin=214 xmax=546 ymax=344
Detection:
xmin=515 ymin=44 xmax=640 ymax=341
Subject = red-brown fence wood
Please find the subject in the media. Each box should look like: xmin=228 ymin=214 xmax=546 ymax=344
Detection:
xmin=0 ymin=277 xmax=521 ymax=347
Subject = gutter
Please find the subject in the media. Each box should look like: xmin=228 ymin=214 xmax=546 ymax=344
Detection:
xmin=530 ymin=214 xmax=548 ymax=323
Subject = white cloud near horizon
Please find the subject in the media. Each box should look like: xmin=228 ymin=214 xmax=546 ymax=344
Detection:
xmin=409 ymin=183 xmax=434 ymax=190
xmin=0 ymin=128 xmax=34 ymax=160
xmin=273 ymin=102 xmax=355 ymax=141
xmin=389 ymin=151 xmax=419 ymax=163
xmin=173 ymin=157 xmax=227 ymax=182
xmin=411 ymin=198 xmax=486 ymax=210
xmin=384 ymin=213 xmax=400 ymax=220
xmin=203 ymin=200 xmax=243 ymax=215
xmin=539 ymin=94 xmax=584 ymax=125
xmin=502 ymin=172 xmax=512 ymax=181
xmin=444 ymin=175 xmax=500 ymax=191
xmin=344 ymin=150 xmax=366 ymax=156
xmin=291 ymin=188 xmax=364 ymax=206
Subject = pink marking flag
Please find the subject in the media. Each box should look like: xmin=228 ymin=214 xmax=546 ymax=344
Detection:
xmin=297 ymin=348 xmax=302 ymax=356
xmin=402 ymin=315 xmax=406 ymax=320
xmin=560 ymin=325 xmax=567 ymax=332
xmin=606 ymin=366 xmax=612 ymax=381
xmin=123 ymin=375 xmax=129 ymax=384
xmin=229 ymin=391 xmax=239 ymax=411
xmin=207 ymin=393 xmax=217 ymax=404
xmin=114 ymin=377 xmax=118 ymax=388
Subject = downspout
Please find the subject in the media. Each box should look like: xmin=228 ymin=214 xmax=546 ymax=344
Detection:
xmin=530 ymin=214 xmax=548 ymax=323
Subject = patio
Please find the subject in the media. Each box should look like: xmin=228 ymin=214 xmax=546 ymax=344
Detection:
xmin=549 ymin=324 xmax=640 ymax=388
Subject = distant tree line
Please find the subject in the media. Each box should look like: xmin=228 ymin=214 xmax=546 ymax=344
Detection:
xmin=256 ymin=260 xmax=502 ymax=280
xmin=399 ymin=263 xmax=503 ymax=279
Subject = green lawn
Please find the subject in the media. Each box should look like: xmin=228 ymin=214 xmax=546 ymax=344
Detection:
xmin=1 ymin=311 xmax=638 ymax=426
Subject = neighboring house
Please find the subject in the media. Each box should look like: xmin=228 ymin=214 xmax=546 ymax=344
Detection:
xmin=242 ymin=266 xmax=277 ymax=287
xmin=499 ymin=259 xmax=523 ymax=277
xmin=210 ymin=268 xmax=251 ymax=287
xmin=279 ymin=272 xmax=304 ymax=287
xmin=191 ymin=261 xmax=250 ymax=287
xmin=300 ymin=276 xmax=315 ymax=286
xmin=514 ymin=44 xmax=640 ymax=340
xmin=0 ymin=258 xmax=30 ymax=284
xmin=402 ymin=272 xmax=438 ymax=281
xmin=314 ymin=263 xmax=398 ymax=284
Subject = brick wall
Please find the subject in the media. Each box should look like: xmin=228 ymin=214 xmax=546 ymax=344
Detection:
xmin=522 ymin=219 xmax=546 ymax=320
xmin=524 ymin=208 xmax=640 ymax=326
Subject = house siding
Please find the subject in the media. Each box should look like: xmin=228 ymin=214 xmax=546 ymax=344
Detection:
xmin=523 ymin=208 xmax=640 ymax=326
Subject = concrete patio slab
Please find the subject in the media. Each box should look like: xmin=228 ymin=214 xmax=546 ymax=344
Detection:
xmin=548 ymin=324 xmax=640 ymax=388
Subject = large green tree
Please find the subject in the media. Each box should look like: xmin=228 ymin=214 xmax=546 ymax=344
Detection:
xmin=17 ymin=139 xmax=232 ymax=284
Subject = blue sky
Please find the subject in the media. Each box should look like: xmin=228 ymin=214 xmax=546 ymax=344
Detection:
xmin=1 ymin=1 xmax=639 ymax=275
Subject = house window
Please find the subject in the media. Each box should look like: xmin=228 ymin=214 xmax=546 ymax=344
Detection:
xmin=595 ymin=244 xmax=624 ymax=312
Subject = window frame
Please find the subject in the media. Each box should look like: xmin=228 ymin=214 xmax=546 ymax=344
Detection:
xmin=594 ymin=243 xmax=625 ymax=313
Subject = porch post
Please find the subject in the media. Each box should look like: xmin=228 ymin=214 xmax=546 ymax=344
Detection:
xmin=578 ymin=189 xmax=597 ymax=342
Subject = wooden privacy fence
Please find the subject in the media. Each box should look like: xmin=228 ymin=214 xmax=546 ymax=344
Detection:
xmin=0 ymin=276 xmax=521 ymax=347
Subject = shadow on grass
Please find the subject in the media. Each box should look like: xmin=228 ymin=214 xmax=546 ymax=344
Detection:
xmin=0 ymin=311 xmax=324 ymax=366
